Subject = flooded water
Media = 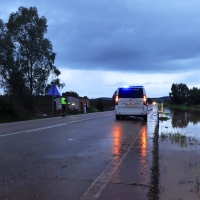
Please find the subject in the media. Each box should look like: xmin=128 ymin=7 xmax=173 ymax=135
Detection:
xmin=158 ymin=106 xmax=200 ymax=200
xmin=159 ymin=107 xmax=200 ymax=144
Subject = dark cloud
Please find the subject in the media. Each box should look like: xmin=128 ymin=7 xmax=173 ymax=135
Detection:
xmin=1 ymin=0 xmax=200 ymax=74
xmin=47 ymin=1 xmax=200 ymax=73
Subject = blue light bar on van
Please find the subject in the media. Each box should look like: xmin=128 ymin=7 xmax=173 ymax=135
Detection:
xmin=122 ymin=86 xmax=143 ymax=88
xmin=129 ymin=86 xmax=143 ymax=87
xmin=122 ymin=86 xmax=129 ymax=88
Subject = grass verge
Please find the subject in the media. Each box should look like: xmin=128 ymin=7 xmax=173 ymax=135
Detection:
xmin=164 ymin=102 xmax=200 ymax=111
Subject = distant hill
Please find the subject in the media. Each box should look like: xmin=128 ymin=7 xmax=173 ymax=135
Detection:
xmin=90 ymin=96 xmax=170 ymax=101
xmin=150 ymin=96 xmax=170 ymax=102
xmin=90 ymin=97 xmax=112 ymax=100
xmin=90 ymin=96 xmax=170 ymax=102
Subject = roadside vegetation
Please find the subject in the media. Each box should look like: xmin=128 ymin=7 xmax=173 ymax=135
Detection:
xmin=0 ymin=7 xmax=114 ymax=123
xmin=0 ymin=7 xmax=65 ymax=122
xmin=0 ymin=7 xmax=65 ymax=110
xmin=165 ymin=83 xmax=200 ymax=111
xmin=164 ymin=102 xmax=200 ymax=111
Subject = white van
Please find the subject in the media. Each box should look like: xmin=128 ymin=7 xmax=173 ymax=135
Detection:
xmin=114 ymin=86 xmax=148 ymax=120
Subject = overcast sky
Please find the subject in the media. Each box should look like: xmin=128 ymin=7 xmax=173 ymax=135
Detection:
xmin=1 ymin=0 xmax=200 ymax=98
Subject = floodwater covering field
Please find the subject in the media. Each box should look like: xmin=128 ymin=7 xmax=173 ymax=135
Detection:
xmin=158 ymin=106 xmax=200 ymax=200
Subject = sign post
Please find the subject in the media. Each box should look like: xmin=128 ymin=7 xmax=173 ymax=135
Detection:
xmin=47 ymin=83 xmax=60 ymax=117
xmin=84 ymin=103 xmax=86 ymax=114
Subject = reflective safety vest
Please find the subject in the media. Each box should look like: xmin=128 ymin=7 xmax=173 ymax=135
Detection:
xmin=61 ymin=97 xmax=66 ymax=105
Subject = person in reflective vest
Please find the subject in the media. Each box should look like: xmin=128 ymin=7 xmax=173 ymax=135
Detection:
xmin=61 ymin=95 xmax=70 ymax=116
xmin=61 ymin=95 xmax=67 ymax=116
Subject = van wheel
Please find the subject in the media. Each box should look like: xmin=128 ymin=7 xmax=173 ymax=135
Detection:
xmin=143 ymin=115 xmax=147 ymax=121
xmin=116 ymin=115 xmax=120 ymax=120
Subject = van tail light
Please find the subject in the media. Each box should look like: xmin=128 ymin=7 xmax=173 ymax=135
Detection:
xmin=115 ymin=95 xmax=119 ymax=105
xmin=143 ymin=95 xmax=147 ymax=105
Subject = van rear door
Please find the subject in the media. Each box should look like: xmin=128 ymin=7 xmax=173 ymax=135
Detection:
xmin=117 ymin=88 xmax=144 ymax=114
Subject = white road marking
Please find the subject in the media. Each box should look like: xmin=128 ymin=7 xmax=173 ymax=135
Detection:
xmin=0 ymin=114 xmax=113 ymax=138
xmin=80 ymin=126 xmax=145 ymax=200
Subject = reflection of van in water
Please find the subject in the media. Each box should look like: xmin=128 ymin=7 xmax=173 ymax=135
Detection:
xmin=115 ymin=86 xmax=148 ymax=120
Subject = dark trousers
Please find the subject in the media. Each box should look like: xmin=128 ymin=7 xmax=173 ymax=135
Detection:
xmin=62 ymin=104 xmax=66 ymax=114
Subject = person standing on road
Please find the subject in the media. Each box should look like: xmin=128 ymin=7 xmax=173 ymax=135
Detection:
xmin=61 ymin=94 xmax=67 ymax=116
xmin=60 ymin=94 xmax=71 ymax=116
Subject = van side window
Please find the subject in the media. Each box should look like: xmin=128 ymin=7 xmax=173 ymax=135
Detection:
xmin=119 ymin=88 xmax=143 ymax=98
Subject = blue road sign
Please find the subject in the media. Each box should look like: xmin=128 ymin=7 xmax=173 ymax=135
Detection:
xmin=47 ymin=84 xmax=60 ymax=117
xmin=47 ymin=84 xmax=60 ymax=96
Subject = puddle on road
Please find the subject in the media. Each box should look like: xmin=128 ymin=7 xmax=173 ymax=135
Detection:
xmin=159 ymin=107 xmax=200 ymax=200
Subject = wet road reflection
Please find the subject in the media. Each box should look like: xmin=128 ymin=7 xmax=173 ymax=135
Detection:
xmin=140 ymin=125 xmax=147 ymax=158
xmin=111 ymin=125 xmax=122 ymax=157
xmin=138 ymin=125 xmax=150 ymax=188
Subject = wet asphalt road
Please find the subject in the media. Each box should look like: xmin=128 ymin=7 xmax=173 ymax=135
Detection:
xmin=0 ymin=108 xmax=157 ymax=200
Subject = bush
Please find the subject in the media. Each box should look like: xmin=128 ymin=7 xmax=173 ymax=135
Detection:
xmin=96 ymin=98 xmax=105 ymax=111
xmin=0 ymin=98 xmax=20 ymax=122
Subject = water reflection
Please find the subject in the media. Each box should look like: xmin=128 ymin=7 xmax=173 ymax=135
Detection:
xmin=171 ymin=108 xmax=200 ymax=128
xmin=140 ymin=126 xmax=147 ymax=158
xmin=111 ymin=124 xmax=147 ymax=160
xmin=111 ymin=125 xmax=122 ymax=157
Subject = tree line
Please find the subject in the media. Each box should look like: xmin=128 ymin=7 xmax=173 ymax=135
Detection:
xmin=0 ymin=6 xmax=64 ymax=111
xmin=169 ymin=83 xmax=200 ymax=104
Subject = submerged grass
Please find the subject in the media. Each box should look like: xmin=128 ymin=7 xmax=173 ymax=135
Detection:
xmin=159 ymin=116 xmax=169 ymax=121
xmin=160 ymin=132 xmax=198 ymax=147
xmin=171 ymin=105 xmax=188 ymax=110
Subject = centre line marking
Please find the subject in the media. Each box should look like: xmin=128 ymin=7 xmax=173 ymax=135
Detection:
xmin=0 ymin=114 xmax=113 ymax=138
xmin=80 ymin=126 xmax=145 ymax=200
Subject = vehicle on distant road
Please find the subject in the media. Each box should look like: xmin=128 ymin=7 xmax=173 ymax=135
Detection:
xmin=114 ymin=86 xmax=148 ymax=120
